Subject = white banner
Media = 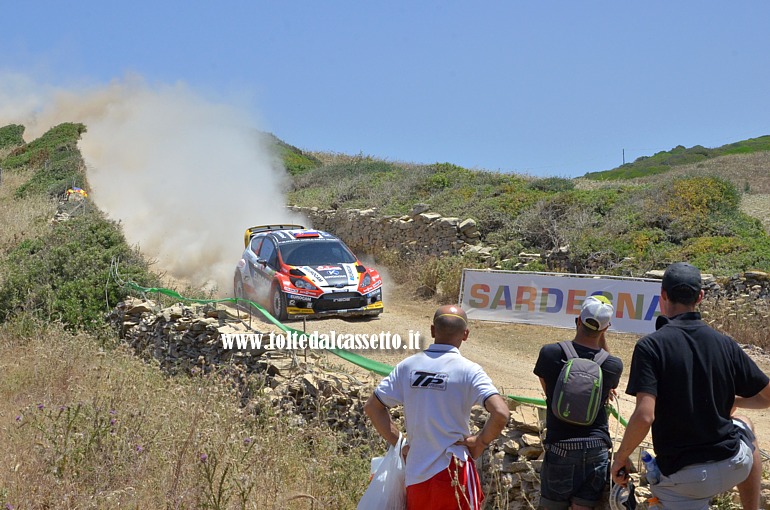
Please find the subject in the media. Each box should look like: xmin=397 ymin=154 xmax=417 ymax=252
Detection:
xmin=459 ymin=269 xmax=662 ymax=335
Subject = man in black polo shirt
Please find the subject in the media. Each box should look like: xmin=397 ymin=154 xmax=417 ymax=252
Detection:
xmin=611 ymin=262 xmax=770 ymax=510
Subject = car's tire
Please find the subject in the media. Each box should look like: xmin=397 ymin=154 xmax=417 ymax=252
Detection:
xmin=270 ymin=284 xmax=288 ymax=321
xmin=233 ymin=273 xmax=244 ymax=300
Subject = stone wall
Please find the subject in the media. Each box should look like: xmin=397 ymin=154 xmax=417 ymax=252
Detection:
xmin=289 ymin=204 xmax=494 ymax=262
xmin=290 ymin=207 xmax=770 ymax=297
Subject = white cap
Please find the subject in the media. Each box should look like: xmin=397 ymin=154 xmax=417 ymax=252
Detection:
xmin=580 ymin=295 xmax=614 ymax=331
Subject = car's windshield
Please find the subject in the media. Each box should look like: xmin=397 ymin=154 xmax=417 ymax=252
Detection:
xmin=279 ymin=240 xmax=357 ymax=266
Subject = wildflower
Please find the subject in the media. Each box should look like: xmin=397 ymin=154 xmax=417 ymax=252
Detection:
xmin=37 ymin=404 xmax=44 ymax=410
xmin=109 ymin=409 xmax=117 ymax=415
xmin=110 ymin=418 xmax=117 ymax=426
xmin=15 ymin=415 xmax=21 ymax=422
xmin=243 ymin=437 xmax=252 ymax=445
xmin=6 ymin=503 xmax=15 ymax=509
xmin=135 ymin=445 xmax=144 ymax=453
xmin=200 ymin=453 xmax=208 ymax=463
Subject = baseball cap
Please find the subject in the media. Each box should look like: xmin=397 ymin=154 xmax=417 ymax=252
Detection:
xmin=662 ymin=262 xmax=702 ymax=293
xmin=580 ymin=295 xmax=614 ymax=331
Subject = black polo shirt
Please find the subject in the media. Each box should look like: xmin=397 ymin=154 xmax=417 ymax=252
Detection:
xmin=626 ymin=312 xmax=769 ymax=476
xmin=534 ymin=341 xmax=623 ymax=447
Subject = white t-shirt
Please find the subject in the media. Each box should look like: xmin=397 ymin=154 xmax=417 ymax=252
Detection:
xmin=374 ymin=343 xmax=499 ymax=486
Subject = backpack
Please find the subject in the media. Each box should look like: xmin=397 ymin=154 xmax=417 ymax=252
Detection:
xmin=551 ymin=341 xmax=609 ymax=426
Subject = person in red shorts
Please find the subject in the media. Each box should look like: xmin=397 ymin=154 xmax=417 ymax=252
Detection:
xmin=364 ymin=304 xmax=510 ymax=509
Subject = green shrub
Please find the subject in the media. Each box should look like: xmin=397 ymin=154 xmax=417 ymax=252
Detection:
xmin=0 ymin=124 xmax=25 ymax=149
xmin=0 ymin=210 xmax=158 ymax=330
xmin=269 ymin=135 xmax=322 ymax=176
xmin=416 ymin=255 xmax=486 ymax=304
xmin=2 ymin=123 xmax=85 ymax=170
xmin=526 ymin=176 xmax=575 ymax=192
xmin=14 ymin=153 xmax=86 ymax=199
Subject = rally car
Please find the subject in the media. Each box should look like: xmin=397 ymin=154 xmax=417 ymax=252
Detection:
xmin=233 ymin=224 xmax=384 ymax=320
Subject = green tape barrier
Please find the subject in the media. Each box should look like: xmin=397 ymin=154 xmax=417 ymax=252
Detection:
xmin=123 ymin=281 xmax=626 ymax=426
xmin=123 ymin=282 xmax=395 ymax=376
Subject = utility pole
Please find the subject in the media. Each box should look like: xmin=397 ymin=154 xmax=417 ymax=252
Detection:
xmin=622 ymin=149 xmax=625 ymax=165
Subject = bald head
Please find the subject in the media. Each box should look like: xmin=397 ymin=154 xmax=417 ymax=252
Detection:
xmin=432 ymin=305 xmax=469 ymax=345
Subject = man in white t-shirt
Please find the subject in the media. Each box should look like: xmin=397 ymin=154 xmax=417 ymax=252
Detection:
xmin=363 ymin=304 xmax=510 ymax=509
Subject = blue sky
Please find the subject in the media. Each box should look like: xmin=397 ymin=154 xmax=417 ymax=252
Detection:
xmin=2 ymin=1 xmax=769 ymax=177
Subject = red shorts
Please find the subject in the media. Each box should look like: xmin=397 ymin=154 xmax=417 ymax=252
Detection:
xmin=406 ymin=456 xmax=484 ymax=510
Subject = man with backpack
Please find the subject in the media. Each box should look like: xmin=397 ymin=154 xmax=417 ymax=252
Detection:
xmin=534 ymin=295 xmax=624 ymax=510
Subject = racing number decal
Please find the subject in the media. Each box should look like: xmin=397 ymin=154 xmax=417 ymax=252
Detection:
xmin=410 ymin=371 xmax=448 ymax=390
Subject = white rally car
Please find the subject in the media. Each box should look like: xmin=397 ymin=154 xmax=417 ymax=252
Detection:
xmin=233 ymin=224 xmax=384 ymax=320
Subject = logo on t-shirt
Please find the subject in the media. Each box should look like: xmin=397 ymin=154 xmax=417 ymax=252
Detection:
xmin=410 ymin=370 xmax=448 ymax=390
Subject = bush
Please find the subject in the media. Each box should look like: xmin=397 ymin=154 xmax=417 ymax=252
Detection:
xmin=2 ymin=123 xmax=85 ymax=170
xmin=526 ymin=176 xmax=575 ymax=192
xmin=416 ymin=255 xmax=487 ymax=304
xmin=0 ymin=124 xmax=25 ymax=149
xmin=0 ymin=210 xmax=158 ymax=330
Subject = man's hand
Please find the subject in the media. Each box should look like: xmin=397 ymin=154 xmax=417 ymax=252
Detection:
xmin=611 ymin=456 xmax=631 ymax=487
xmin=455 ymin=435 xmax=488 ymax=459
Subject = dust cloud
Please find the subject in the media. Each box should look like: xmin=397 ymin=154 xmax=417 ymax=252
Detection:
xmin=0 ymin=73 xmax=305 ymax=295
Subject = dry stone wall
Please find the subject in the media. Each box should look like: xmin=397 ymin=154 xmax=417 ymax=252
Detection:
xmin=290 ymin=206 xmax=770 ymax=300
xmin=288 ymin=204 xmax=493 ymax=263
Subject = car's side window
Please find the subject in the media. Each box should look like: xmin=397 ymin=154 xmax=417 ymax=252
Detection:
xmin=258 ymin=239 xmax=278 ymax=269
xmin=250 ymin=237 xmax=263 ymax=255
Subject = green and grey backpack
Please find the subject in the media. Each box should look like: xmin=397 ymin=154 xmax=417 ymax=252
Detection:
xmin=551 ymin=341 xmax=609 ymax=426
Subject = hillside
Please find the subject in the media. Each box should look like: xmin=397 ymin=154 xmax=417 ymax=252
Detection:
xmin=583 ymin=135 xmax=770 ymax=181
xmin=286 ymin=145 xmax=770 ymax=279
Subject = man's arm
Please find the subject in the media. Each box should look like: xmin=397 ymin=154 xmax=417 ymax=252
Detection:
xmin=363 ymin=393 xmax=401 ymax=446
xmin=457 ymin=394 xmax=511 ymax=459
xmin=611 ymin=392 xmax=656 ymax=486
xmin=734 ymin=382 xmax=770 ymax=410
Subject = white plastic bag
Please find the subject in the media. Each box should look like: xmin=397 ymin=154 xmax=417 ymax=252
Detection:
xmin=357 ymin=434 xmax=407 ymax=510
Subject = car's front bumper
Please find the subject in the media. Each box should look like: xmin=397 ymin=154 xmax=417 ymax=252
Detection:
xmin=286 ymin=296 xmax=383 ymax=318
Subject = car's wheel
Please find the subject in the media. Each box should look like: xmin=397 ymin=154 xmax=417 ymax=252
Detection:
xmin=233 ymin=273 xmax=244 ymax=300
xmin=270 ymin=284 xmax=288 ymax=321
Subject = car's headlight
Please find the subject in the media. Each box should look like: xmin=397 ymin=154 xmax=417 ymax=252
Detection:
xmin=361 ymin=273 xmax=371 ymax=287
xmin=291 ymin=278 xmax=317 ymax=290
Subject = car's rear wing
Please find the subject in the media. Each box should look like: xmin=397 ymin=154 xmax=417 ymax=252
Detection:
xmin=243 ymin=224 xmax=306 ymax=247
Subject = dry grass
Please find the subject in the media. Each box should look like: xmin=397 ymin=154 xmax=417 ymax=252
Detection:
xmin=739 ymin=194 xmax=770 ymax=234
xmin=576 ymin=152 xmax=770 ymax=191
xmin=0 ymin=169 xmax=57 ymax=255
xmin=702 ymin=296 xmax=770 ymax=351
xmin=0 ymin=318 xmax=373 ymax=509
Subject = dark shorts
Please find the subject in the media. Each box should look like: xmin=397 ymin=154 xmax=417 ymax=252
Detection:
xmin=540 ymin=445 xmax=609 ymax=510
